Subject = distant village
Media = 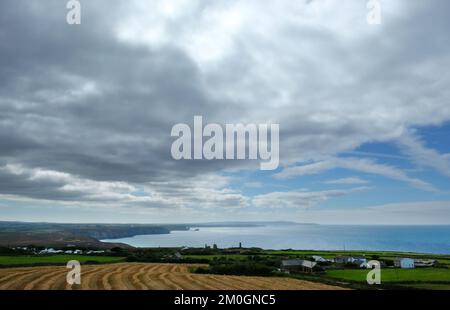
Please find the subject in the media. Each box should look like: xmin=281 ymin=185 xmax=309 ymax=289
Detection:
xmin=13 ymin=247 xmax=105 ymax=255
xmin=280 ymin=255 xmax=437 ymax=274
xmin=200 ymin=242 xmax=439 ymax=273
xmin=12 ymin=244 xmax=440 ymax=275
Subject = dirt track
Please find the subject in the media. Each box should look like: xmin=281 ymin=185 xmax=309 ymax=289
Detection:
xmin=0 ymin=263 xmax=346 ymax=290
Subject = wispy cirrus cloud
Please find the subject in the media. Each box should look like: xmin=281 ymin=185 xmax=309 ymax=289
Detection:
xmin=324 ymin=177 xmax=370 ymax=185
xmin=398 ymin=131 xmax=450 ymax=177
xmin=298 ymin=201 xmax=450 ymax=225
xmin=252 ymin=187 xmax=369 ymax=209
xmin=275 ymin=157 xmax=437 ymax=192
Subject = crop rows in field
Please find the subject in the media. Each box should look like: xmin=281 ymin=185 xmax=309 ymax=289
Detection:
xmin=0 ymin=263 xmax=345 ymax=290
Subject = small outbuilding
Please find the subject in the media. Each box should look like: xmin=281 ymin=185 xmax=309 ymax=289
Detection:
xmin=281 ymin=259 xmax=317 ymax=273
xmin=394 ymin=258 xmax=415 ymax=269
xmin=334 ymin=256 xmax=354 ymax=264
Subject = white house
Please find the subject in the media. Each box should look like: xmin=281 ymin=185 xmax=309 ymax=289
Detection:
xmin=38 ymin=248 xmax=64 ymax=254
xmin=352 ymin=257 xmax=367 ymax=265
xmin=334 ymin=256 xmax=367 ymax=265
xmin=333 ymin=256 xmax=353 ymax=264
xmin=312 ymin=255 xmax=327 ymax=262
xmin=394 ymin=258 xmax=415 ymax=269
xmin=174 ymin=252 xmax=183 ymax=259
xmin=87 ymin=250 xmax=105 ymax=254
xmin=414 ymin=259 xmax=436 ymax=267
xmin=39 ymin=248 xmax=55 ymax=254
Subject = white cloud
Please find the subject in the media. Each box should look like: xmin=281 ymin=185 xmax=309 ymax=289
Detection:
xmin=0 ymin=164 xmax=248 ymax=210
xmin=275 ymin=157 xmax=437 ymax=192
xmin=252 ymin=187 xmax=369 ymax=209
xmin=398 ymin=131 xmax=450 ymax=177
xmin=324 ymin=177 xmax=369 ymax=185
xmin=291 ymin=201 xmax=450 ymax=225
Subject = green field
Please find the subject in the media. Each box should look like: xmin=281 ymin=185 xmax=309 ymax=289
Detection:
xmin=326 ymin=268 xmax=450 ymax=283
xmin=0 ymin=255 xmax=125 ymax=266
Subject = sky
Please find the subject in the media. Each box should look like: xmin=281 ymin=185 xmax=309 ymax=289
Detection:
xmin=1 ymin=0 xmax=450 ymax=224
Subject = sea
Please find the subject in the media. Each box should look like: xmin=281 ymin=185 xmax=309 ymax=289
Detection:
xmin=102 ymin=224 xmax=450 ymax=254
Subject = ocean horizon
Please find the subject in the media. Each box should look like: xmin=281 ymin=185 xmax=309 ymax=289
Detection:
xmin=103 ymin=224 xmax=450 ymax=254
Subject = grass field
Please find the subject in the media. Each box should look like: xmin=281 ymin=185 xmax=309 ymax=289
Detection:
xmin=0 ymin=263 xmax=347 ymax=290
xmin=326 ymin=268 xmax=450 ymax=283
xmin=0 ymin=255 xmax=125 ymax=266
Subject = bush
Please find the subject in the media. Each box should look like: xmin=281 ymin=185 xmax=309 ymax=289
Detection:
xmin=200 ymin=262 xmax=277 ymax=277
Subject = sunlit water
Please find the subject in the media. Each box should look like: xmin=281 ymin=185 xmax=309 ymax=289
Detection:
xmin=102 ymin=225 xmax=450 ymax=254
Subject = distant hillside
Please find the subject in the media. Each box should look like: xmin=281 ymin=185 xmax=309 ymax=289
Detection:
xmin=0 ymin=222 xmax=190 ymax=249
xmin=0 ymin=221 xmax=316 ymax=249
xmin=192 ymin=221 xmax=316 ymax=227
xmin=0 ymin=231 xmax=131 ymax=249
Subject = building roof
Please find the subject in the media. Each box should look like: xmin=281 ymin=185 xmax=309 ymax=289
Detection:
xmin=281 ymin=259 xmax=317 ymax=269
xmin=335 ymin=255 xmax=352 ymax=259
xmin=394 ymin=257 xmax=414 ymax=262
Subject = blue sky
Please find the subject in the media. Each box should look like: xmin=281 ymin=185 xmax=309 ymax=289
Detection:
xmin=1 ymin=0 xmax=450 ymax=224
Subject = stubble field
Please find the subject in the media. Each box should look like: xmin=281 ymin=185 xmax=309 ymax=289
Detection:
xmin=0 ymin=263 xmax=345 ymax=290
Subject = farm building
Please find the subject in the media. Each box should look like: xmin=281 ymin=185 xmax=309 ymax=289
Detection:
xmin=334 ymin=256 xmax=366 ymax=265
xmin=333 ymin=256 xmax=354 ymax=264
xmin=414 ymin=259 xmax=436 ymax=267
xmin=173 ymin=252 xmax=183 ymax=259
xmin=394 ymin=258 xmax=415 ymax=269
xmin=352 ymin=257 xmax=367 ymax=265
xmin=281 ymin=259 xmax=317 ymax=273
xmin=312 ymin=255 xmax=327 ymax=262
xmin=359 ymin=260 xmax=385 ymax=269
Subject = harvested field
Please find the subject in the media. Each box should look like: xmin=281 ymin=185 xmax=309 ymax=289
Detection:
xmin=0 ymin=263 xmax=345 ymax=290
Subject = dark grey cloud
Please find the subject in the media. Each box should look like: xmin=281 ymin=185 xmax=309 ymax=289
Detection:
xmin=0 ymin=0 xmax=233 ymax=185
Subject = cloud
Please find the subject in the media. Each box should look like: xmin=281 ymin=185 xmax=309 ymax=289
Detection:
xmin=252 ymin=187 xmax=369 ymax=209
xmin=291 ymin=201 xmax=450 ymax=225
xmin=324 ymin=177 xmax=369 ymax=185
xmin=398 ymin=131 xmax=450 ymax=177
xmin=0 ymin=163 xmax=248 ymax=210
xmin=275 ymin=157 xmax=437 ymax=192
xmin=0 ymin=0 xmax=450 ymax=221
